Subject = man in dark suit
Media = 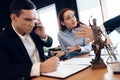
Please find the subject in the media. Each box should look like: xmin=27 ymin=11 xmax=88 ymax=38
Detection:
xmin=104 ymin=15 xmax=120 ymax=34
xmin=0 ymin=0 xmax=60 ymax=80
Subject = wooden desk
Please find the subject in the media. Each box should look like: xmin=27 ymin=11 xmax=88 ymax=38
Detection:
xmin=32 ymin=54 xmax=120 ymax=80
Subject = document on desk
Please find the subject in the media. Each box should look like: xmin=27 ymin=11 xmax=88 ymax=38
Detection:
xmin=41 ymin=57 xmax=91 ymax=78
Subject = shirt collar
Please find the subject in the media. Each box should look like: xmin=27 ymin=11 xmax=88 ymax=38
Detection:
xmin=64 ymin=28 xmax=76 ymax=33
xmin=12 ymin=24 xmax=29 ymax=40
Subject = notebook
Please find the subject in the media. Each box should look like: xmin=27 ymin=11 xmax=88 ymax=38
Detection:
xmin=41 ymin=57 xmax=91 ymax=78
xmin=109 ymin=29 xmax=120 ymax=74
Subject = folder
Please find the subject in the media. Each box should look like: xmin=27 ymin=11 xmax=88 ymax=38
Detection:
xmin=41 ymin=58 xmax=91 ymax=78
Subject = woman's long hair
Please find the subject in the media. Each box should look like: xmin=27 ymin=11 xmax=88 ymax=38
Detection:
xmin=58 ymin=8 xmax=84 ymax=31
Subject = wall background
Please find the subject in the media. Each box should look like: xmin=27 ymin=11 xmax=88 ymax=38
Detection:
xmin=0 ymin=0 xmax=78 ymax=31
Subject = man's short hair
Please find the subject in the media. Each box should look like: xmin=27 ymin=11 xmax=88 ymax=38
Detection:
xmin=10 ymin=0 xmax=36 ymax=16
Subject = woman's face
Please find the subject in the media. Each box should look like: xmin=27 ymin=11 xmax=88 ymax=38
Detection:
xmin=61 ymin=10 xmax=77 ymax=30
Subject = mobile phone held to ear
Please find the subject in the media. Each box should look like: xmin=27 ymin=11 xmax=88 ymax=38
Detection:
xmin=76 ymin=23 xmax=80 ymax=28
xmin=76 ymin=20 xmax=84 ymax=28
xmin=32 ymin=23 xmax=37 ymax=32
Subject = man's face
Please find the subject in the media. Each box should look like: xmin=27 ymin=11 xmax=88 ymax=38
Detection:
xmin=12 ymin=9 xmax=37 ymax=35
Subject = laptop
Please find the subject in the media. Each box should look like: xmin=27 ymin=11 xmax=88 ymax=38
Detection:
xmin=109 ymin=28 xmax=120 ymax=74
xmin=109 ymin=28 xmax=120 ymax=59
xmin=113 ymin=62 xmax=120 ymax=74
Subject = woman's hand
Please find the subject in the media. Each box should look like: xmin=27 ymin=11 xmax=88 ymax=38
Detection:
xmin=74 ymin=24 xmax=94 ymax=43
xmin=55 ymin=51 xmax=65 ymax=57
xmin=66 ymin=46 xmax=80 ymax=53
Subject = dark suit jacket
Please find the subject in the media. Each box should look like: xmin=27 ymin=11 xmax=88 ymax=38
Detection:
xmin=0 ymin=26 xmax=52 ymax=80
xmin=104 ymin=15 xmax=120 ymax=33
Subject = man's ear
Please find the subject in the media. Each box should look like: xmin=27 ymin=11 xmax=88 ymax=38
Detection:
xmin=10 ymin=14 xmax=17 ymax=21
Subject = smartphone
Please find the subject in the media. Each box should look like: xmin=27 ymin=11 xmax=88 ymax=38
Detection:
xmin=32 ymin=23 xmax=37 ymax=32
xmin=75 ymin=20 xmax=84 ymax=28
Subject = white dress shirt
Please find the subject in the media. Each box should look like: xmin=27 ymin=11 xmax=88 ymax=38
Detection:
xmin=12 ymin=25 xmax=43 ymax=76
xmin=18 ymin=34 xmax=40 ymax=76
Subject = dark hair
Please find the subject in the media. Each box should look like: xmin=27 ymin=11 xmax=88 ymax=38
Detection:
xmin=10 ymin=0 xmax=36 ymax=17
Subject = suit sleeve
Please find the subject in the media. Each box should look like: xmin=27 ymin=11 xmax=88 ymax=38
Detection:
xmin=42 ymin=35 xmax=53 ymax=47
xmin=0 ymin=35 xmax=32 ymax=80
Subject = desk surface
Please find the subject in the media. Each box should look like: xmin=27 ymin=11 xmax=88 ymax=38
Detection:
xmin=32 ymin=54 xmax=120 ymax=80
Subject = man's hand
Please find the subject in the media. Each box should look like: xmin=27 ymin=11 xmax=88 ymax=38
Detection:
xmin=34 ymin=20 xmax=46 ymax=39
xmin=74 ymin=24 xmax=94 ymax=43
xmin=40 ymin=56 xmax=59 ymax=73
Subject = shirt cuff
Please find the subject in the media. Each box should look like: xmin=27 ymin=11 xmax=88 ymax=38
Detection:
xmin=80 ymin=47 xmax=85 ymax=52
xmin=41 ymin=35 xmax=48 ymax=42
xmin=30 ymin=63 xmax=40 ymax=77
